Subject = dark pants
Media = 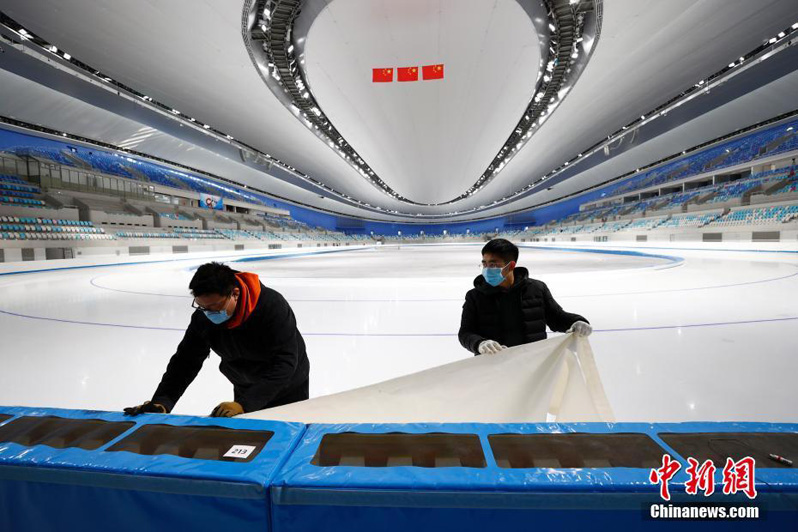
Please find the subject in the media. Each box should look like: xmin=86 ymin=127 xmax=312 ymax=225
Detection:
xmin=235 ymin=377 xmax=309 ymax=412
xmin=268 ymin=378 xmax=309 ymax=408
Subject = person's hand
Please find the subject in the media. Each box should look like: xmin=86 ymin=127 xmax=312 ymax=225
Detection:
xmin=123 ymin=401 xmax=167 ymax=416
xmin=210 ymin=401 xmax=244 ymax=418
xmin=567 ymin=321 xmax=593 ymax=337
xmin=478 ymin=340 xmax=507 ymax=355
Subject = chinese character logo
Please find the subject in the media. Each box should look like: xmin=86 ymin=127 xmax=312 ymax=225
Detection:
xmin=650 ymin=454 xmax=757 ymax=501
xmin=685 ymin=457 xmax=716 ymax=496
xmin=649 ymin=454 xmax=681 ymax=501
xmin=722 ymin=457 xmax=757 ymax=499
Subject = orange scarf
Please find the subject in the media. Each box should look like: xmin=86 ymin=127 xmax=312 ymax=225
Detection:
xmin=226 ymin=272 xmax=262 ymax=329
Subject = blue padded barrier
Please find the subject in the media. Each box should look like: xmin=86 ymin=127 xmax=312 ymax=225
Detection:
xmin=271 ymin=422 xmax=798 ymax=532
xmin=0 ymin=406 xmax=305 ymax=532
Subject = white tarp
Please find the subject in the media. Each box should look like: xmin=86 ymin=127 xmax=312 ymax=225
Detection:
xmin=242 ymin=333 xmax=614 ymax=424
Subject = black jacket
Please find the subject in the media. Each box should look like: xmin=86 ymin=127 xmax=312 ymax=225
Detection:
xmin=152 ymin=283 xmax=309 ymax=413
xmin=459 ymin=267 xmax=587 ymax=354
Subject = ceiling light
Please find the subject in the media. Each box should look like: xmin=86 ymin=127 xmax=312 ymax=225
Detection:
xmin=63 ymin=53 xmax=71 ymax=60
xmin=226 ymin=135 xmax=234 ymax=140
xmin=543 ymin=75 xmax=551 ymax=82
xmin=640 ymin=115 xmax=645 ymax=120
xmin=203 ymin=124 xmax=211 ymax=129
xmin=793 ymin=22 xmax=798 ymax=30
xmin=728 ymin=62 xmax=734 ymax=68
xmin=18 ymin=28 xmax=28 ymax=35
xmin=778 ymin=32 xmax=785 ymax=38
xmin=768 ymin=37 xmax=777 ymax=44
xmin=548 ymin=23 xmax=556 ymax=32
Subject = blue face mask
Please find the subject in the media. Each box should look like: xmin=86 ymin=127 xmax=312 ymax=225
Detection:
xmin=204 ymin=309 xmax=231 ymax=324
xmin=482 ymin=266 xmax=507 ymax=287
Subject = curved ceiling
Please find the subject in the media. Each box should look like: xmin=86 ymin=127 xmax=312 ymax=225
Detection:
xmin=0 ymin=0 xmax=797 ymax=223
xmin=302 ymin=0 xmax=541 ymax=204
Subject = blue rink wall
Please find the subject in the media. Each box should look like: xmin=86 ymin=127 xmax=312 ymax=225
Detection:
xmin=0 ymin=407 xmax=797 ymax=531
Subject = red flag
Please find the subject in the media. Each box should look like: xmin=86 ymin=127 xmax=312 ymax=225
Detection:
xmin=372 ymin=68 xmax=394 ymax=83
xmin=397 ymin=66 xmax=419 ymax=82
xmin=422 ymin=64 xmax=444 ymax=80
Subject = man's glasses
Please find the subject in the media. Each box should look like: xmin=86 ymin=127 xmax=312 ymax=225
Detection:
xmin=191 ymin=295 xmax=230 ymax=312
xmin=480 ymin=261 xmax=506 ymax=269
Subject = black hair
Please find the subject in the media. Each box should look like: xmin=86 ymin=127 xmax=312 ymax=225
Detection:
xmin=481 ymin=238 xmax=518 ymax=263
xmin=189 ymin=262 xmax=238 ymax=297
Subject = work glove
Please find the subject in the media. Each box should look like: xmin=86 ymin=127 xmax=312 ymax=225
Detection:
xmin=567 ymin=321 xmax=593 ymax=337
xmin=123 ymin=401 xmax=167 ymax=416
xmin=210 ymin=401 xmax=244 ymax=418
xmin=478 ymin=339 xmax=507 ymax=355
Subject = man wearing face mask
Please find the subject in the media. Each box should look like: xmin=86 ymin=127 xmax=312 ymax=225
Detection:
xmin=124 ymin=262 xmax=309 ymax=417
xmin=459 ymin=239 xmax=591 ymax=356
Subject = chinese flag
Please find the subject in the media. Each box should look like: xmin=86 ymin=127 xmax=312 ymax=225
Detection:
xmin=372 ymin=68 xmax=393 ymax=83
xmin=422 ymin=64 xmax=444 ymax=80
xmin=397 ymin=66 xmax=419 ymax=82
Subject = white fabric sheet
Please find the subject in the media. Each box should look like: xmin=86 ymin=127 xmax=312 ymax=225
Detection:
xmin=241 ymin=333 xmax=614 ymax=424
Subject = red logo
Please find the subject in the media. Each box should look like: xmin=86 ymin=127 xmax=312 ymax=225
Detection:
xmin=722 ymin=457 xmax=757 ymax=500
xmin=649 ymin=454 xmax=681 ymax=501
xmin=685 ymin=458 xmax=716 ymax=496
xmin=650 ymin=454 xmax=757 ymax=500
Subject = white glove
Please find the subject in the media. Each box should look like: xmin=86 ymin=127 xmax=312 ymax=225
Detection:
xmin=478 ymin=340 xmax=507 ymax=355
xmin=567 ymin=321 xmax=592 ymax=337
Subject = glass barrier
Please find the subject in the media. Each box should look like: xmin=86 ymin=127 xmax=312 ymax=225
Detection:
xmin=488 ymin=433 xmax=666 ymax=468
xmin=106 ymin=424 xmax=273 ymax=462
xmin=311 ymin=432 xmax=487 ymax=468
xmin=0 ymin=416 xmax=134 ymax=451
xmin=658 ymin=432 xmax=798 ymax=469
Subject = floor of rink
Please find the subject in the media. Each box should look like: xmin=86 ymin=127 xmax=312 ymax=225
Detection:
xmin=0 ymin=242 xmax=796 ymax=422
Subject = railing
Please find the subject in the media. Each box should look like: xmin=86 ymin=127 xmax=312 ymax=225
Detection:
xmin=3 ymin=154 xmax=154 ymax=201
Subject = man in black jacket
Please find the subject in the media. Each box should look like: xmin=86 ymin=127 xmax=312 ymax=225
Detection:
xmin=124 ymin=262 xmax=310 ymax=417
xmin=459 ymin=239 xmax=591 ymax=355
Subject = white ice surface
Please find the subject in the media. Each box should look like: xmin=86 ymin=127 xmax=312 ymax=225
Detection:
xmin=0 ymin=243 xmax=796 ymax=422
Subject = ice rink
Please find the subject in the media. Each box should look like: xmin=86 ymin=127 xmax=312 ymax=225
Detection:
xmin=1 ymin=242 xmax=797 ymax=422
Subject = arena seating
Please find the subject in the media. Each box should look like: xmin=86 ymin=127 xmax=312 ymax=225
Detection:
xmin=216 ymin=229 xmax=258 ymax=240
xmin=703 ymin=178 xmax=769 ymax=204
xmin=656 ymin=190 xmax=701 ymax=209
xmin=709 ymin=205 xmax=798 ymax=227
xmin=0 ymin=174 xmax=47 ymax=208
xmin=644 ymin=212 xmax=721 ymax=229
xmin=624 ymin=217 xmax=667 ymax=230
xmin=606 ymin=119 xmax=798 ymax=197
xmin=159 ymin=213 xmax=192 ymax=221
xmin=771 ymin=179 xmax=798 ymax=196
xmin=0 ymin=216 xmax=112 ymax=241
